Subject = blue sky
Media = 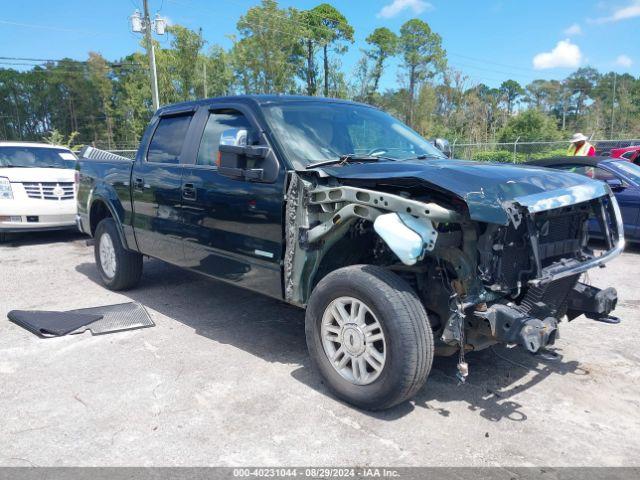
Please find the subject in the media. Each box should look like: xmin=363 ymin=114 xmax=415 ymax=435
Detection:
xmin=0 ymin=0 xmax=638 ymax=90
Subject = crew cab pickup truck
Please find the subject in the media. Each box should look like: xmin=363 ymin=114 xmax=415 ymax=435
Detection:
xmin=77 ymin=95 xmax=623 ymax=410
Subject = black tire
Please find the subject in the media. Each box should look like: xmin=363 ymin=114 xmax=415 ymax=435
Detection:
xmin=94 ymin=217 xmax=143 ymax=291
xmin=0 ymin=232 xmax=8 ymax=243
xmin=305 ymin=265 xmax=433 ymax=411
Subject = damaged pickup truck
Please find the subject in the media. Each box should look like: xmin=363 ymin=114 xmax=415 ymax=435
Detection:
xmin=76 ymin=95 xmax=624 ymax=410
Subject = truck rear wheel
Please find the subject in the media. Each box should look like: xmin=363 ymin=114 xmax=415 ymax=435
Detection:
xmin=94 ymin=218 xmax=143 ymax=291
xmin=305 ymin=265 xmax=433 ymax=411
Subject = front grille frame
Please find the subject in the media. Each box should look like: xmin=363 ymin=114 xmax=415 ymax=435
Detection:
xmin=532 ymin=202 xmax=590 ymax=266
xmin=21 ymin=182 xmax=75 ymax=201
xmin=527 ymin=192 xmax=624 ymax=287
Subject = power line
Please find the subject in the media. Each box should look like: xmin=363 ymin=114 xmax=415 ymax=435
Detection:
xmin=0 ymin=19 xmax=116 ymax=37
xmin=447 ymin=52 xmax=538 ymax=74
xmin=0 ymin=63 xmax=145 ymax=72
xmin=0 ymin=56 xmax=144 ymax=67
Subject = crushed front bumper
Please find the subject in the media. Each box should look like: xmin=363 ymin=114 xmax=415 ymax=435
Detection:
xmin=478 ymin=281 xmax=618 ymax=353
xmin=475 ymin=191 xmax=623 ymax=353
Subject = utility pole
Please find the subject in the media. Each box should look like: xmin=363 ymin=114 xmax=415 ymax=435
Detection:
xmin=143 ymin=0 xmax=159 ymax=111
xmin=203 ymin=62 xmax=208 ymax=98
xmin=131 ymin=2 xmax=167 ymax=111
xmin=610 ymin=73 xmax=617 ymax=138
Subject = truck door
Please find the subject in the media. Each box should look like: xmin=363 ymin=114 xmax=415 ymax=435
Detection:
xmin=131 ymin=110 xmax=196 ymax=266
xmin=180 ymin=105 xmax=284 ymax=299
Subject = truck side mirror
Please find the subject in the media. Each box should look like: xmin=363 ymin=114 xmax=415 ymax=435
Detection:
xmin=605 ymin=178 xmax=625 ymax=191
xmin=433 ymin=138 xmax=451 ymax=158
xmin=218 ymin=128 xmax=270 ymax=181
xmin=220 ymin=128 xmax=248 ymax=148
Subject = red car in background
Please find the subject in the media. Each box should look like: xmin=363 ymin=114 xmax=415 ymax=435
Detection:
xmin=610 ymin=145 xmax=640 ymax=164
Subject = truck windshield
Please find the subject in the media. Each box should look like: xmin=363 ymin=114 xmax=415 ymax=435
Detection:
xmin=0 ymin=146 xmax=77 ymax=169
xmin=262 ymin=102 xmax=445 ymax=169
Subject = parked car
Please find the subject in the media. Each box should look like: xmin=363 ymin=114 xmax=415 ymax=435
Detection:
xmin=527 ymin=156 xmax=640 ymax=243
xmin=610 ymin=145 xmax=640 ymax=164
xmin=0 ymin=142 xmax=78 ymax=242
xmin=77 ymin=95 xmax=622 ymax=410
xmin=595 ymin=139 xmax=640 ymax=156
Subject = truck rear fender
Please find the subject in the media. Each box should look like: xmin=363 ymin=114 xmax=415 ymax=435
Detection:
xmin=88 ymin=184 xmax=131 ymax=251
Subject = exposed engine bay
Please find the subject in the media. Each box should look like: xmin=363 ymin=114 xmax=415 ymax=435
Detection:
xmin=284 ymin=169 xmax=624 ymax=380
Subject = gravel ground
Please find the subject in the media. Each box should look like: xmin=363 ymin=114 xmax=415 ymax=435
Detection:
xmin=0 ymin=230 xmax=639 ymax=467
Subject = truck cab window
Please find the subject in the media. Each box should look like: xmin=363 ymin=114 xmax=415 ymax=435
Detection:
xmin=197 ymin=111 xmax=253 ymax=167
xmin=147 ymin=114 xmax=193 ymax=164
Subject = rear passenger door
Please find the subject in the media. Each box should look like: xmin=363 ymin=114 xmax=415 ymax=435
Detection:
xmin=131 ymin=110 xmax=196 ymax=266
xmin=180 ymin=105 xmax=285 ymax=298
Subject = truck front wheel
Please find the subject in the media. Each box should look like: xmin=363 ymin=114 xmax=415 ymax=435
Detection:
xmin=94 ymin=218 xmax=143 ymax=291
xmin=305 ymin=265 xmax=433 ymax=410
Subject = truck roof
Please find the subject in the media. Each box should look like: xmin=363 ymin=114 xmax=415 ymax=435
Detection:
xmin=156 ymin=94 xmax=370 ymax=116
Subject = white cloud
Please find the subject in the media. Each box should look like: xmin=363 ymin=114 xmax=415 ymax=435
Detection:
xmin=563 ymin=23 xmax=582 ymax=36
xmin=590 ymin=0 xmax=640 ymax=23
xmin=533 ymin=39 xmax=582 ymax=70
xmin=377 ymin=0 xmax=433 ymax=19
xmin=615 ymin=54 xmax=633 ymax=67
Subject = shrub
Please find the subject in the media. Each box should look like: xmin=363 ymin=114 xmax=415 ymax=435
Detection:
xmin=470 ymin=148 xmax=568 ymax=164
xmin=497 ymin=110 xmax=561 ymax=143
xmin=471 ymin=150 xmax=516 ymax=163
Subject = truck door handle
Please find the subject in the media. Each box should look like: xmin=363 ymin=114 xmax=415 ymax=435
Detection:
xmin=182 ymin=183 xmax=196 ymax=200
xmin=134 ymin=177 xmax=144 ymax=190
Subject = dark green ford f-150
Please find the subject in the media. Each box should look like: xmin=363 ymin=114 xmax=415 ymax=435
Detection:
xmin=77 ymin=95 xmax=623 ymax=410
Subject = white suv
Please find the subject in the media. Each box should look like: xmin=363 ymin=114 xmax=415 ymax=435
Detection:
xmin=0 ymin=142 xmax=78 ymax=242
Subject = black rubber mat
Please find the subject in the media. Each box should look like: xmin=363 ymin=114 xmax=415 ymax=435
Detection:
xmin=69 ymin=302 xmax=154 ymax=335
xmin=7 ymin=310 xmax=104 ymax=337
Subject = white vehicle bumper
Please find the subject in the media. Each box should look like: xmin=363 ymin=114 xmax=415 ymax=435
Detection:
xmin=0 ymin=183 xmax=77 ymax=232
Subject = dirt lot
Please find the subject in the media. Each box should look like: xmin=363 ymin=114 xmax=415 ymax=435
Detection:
xmin=1 ymin=231 xmax=639 ymax=467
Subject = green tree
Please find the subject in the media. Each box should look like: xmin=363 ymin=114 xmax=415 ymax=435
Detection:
xmin=306 ymin=4 xmax=354 ymax=97
xmin=364 ymin=27 xmax=398 ymax=100
xmin=567 ymin=67 xmax=600 ymax=118
xmin=231 ymin=0 xmax=305 ymax=94
xmin=43 ymin=129 xmax=80 ymax=149
xmin=399 ymin=19 xmax=446 ymax=126
xmin=498 ymin=109 xmax=560 ymax=143
xmin=500 ymin=79 xmax=523 ymax=115
xmin=87 ymin=52 xmax=115 ymax=147
xmin=112 ymin=52 xmax=153 ymax=145
xmin=167 ymin=25 xmax=206 ymax=101
xmin=200 ymin=46 xmax=234 ymax=98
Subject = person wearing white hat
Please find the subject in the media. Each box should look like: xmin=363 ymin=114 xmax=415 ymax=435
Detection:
xmin=567 ymin=133 xmax=595 ymax=156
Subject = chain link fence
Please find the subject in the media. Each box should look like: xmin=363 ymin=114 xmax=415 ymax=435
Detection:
xmin=106 ymin=150 xmax=137 ymax=159
xmin=450 ymin=139 xmax=640 ymax=163
xmin=93 ymin=139 xmax=640 ymax=164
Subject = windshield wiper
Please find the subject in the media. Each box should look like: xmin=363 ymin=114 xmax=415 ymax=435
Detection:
xmin=406 ymin=154 xmax=446 ymax=160
xmin=306 ymin=154 xmax=385 ymax=169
